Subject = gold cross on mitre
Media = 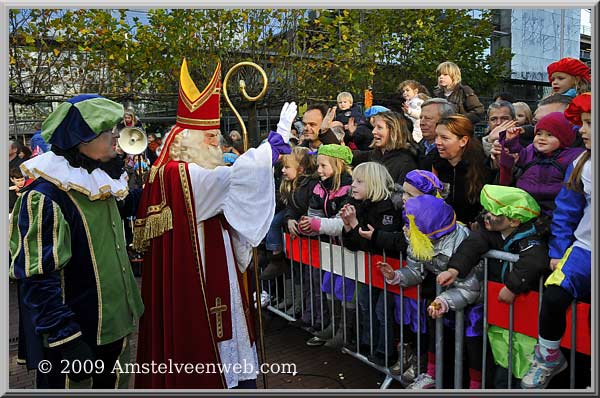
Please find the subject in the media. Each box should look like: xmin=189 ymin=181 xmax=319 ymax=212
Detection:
xmin=210 ymin=297 xmax=228 ymax=338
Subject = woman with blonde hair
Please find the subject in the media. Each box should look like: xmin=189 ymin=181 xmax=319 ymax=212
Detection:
xmin=433 ymin=61 xmax=485 ymax=125
xmin=432 ymin=114 xmax=491 ymax=225
xmin=352 ymin=111 xmax=419 ymax=183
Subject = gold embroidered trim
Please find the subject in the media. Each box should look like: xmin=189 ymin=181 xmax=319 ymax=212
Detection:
xmin=52 ymin=202 xmax=60 ymax=271
xmin=48 ymin=331 xmax=82 ymax=348
xmin=179 ymin=61 xmax=221 ymax=112
xmin=113 ymin=336 xmax=128 ymax=389
xmin=180 ymin=85 xmax=221 ymax=113
xmin=9 ymin=200 xmax=23 ymax=279
xmin=66 ymin=192 xmax=103 ymax=344
xmin=60 ymin=269 xmax=66 ymax=303
xmin=148 ymin=165 xmax=159 ymax=183
xmin=175 ymin=115 xmax=221 ymax=126
xmin=36 ymin=195 xmax=44 ymax=275
xmin=24 ymin=194 xmax=33 ymax=277
xmin=178 ymin=163 xmax=226 ymax=387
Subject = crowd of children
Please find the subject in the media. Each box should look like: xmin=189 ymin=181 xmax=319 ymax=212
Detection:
xmin=260 ymin=57 xmax=592 ymax=390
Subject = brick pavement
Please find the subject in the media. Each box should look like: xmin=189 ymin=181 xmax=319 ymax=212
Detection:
xmin=9 ymin=279 xmax=401 ymax=390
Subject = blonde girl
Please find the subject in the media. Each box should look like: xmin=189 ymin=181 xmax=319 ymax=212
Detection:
xmin=512 ymin=102 xmax=533 ymax=127
xmin=433 ymin=61 xmax=485 ymax=124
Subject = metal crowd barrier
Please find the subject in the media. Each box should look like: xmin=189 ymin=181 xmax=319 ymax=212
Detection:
xmin=260 ymin=234 xmax=591 ymax=390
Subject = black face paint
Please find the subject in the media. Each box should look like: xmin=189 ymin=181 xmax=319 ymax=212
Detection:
xmin=484 ymin=213 xmax=505 ymax=229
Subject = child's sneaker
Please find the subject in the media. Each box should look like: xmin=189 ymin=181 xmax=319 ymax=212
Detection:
xmin=521 ymin=345 xmax=567 ymax=389
xmin=389 ymin=343 xmax=414 ymax=376
xmin=399 ymin=364 xmax=417 ymax=386
xmin=406 ymin=373 xmax=435 ymax=389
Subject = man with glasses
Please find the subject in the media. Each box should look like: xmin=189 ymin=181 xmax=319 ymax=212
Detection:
xmin=481 ymin=100 xmax=518 ymax=156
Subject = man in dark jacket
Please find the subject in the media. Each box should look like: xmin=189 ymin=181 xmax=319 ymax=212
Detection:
xmin=417 ymin=98 xmax=455 ymax=170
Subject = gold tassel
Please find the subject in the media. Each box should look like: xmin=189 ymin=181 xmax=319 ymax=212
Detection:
xmin=132 ymin=206 xmax=173 ymax=252
xmin=407 ymin=214 xmax=434 ymax=261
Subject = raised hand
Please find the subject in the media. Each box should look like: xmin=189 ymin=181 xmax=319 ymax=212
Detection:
xmin=320 ymin=106 xmax=337 ymax=133
xmin=505 ymin=126 xmax=523 ymax=142
xmin=487 ymin=120 xmax=518 ymax=143
xmin=276 ymin=102 xmax=298 ymax=143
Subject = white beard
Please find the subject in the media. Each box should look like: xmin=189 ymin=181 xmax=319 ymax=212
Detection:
xmin=188 ymin=143 xmax=224 ymax=169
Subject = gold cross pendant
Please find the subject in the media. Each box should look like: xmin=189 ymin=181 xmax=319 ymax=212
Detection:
xmin=210 ymin=297 xmax=228 ymax=338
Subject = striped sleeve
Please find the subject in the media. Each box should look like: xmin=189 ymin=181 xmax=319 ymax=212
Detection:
xmin=9 ymin=190 xmax=72 ymax=279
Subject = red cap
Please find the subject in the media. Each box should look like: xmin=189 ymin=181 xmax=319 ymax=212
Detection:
xmin=176 ymin=58 xmax=221 ymax=130
xmin=535 ymin=112 xmax=575 ymax=148
xmin=564 ymin=93 xmax=592 ymax=126
xmin=547 ymin=57 xmax=591 ymax=83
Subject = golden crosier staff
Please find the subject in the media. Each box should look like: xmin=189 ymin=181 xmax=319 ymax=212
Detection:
xmin=222 ymin=61 xmax=269 ymax=389
xmin=223 ymin=62 xmax=268 ymax=151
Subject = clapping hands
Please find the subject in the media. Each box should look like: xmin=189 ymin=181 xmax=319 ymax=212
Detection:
xmin=339 ymin=203 xmax=358 ymax=229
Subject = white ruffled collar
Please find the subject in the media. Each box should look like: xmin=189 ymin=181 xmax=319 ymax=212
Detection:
xmin=20 ymin=152 xmax=129 ymax=201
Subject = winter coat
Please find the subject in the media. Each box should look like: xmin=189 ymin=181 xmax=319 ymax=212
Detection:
xmin=433 ymin=84 xmax=485 ymax=125
xmin=416 ymin=140 xmax=438 ymax=171
xmin=447 ymin=220 xmax=550 ymax=295
xmin=342 ymin=187 xmax=404 ymax=257
xmin=335 ymin=104 xmax=364 ymax=125
xmin=499 ymin=133 xmax=585 ymax=216
xmin=432 ymin=153 xmax=491 ymax=224
xmin=549 ymin=153 xmax=591 ymax=257
xmin=307 ymin=172 xmax=352 ymax=220
xmin=386 ymin=223 xmax=480 ymax=311
xmin=352 ymin=146 xmax=419 ymax=184
xmin=546 ymin=153 xmax=591 ymax=298
xmin=283 ymin=175 xmax=319 ymax=226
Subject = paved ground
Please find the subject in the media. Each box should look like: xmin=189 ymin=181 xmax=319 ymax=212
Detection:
xmin=8 ymin=279 xmax=400 ymax=390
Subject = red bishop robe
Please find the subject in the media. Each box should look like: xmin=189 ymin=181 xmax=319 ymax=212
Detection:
xmin=133 ymin=143 xmax=275 ymax=389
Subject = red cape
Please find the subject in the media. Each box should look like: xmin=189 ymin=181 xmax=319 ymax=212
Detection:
xmin=134 ymin=161 xmax=251 ymax=389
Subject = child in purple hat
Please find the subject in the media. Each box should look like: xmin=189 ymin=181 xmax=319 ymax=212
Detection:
xmin=378 ymin=195 xmax=484 ymax=389
xmin=358 ymin=169 xmax=445 ymax=382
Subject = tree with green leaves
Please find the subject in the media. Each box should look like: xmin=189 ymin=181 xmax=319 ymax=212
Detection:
xmin=10 ymin=8 xmax=511 ymax=118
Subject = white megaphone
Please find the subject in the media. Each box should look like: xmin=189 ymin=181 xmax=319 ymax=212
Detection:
xmin=117 ymin=127 xmax=148 ymax=155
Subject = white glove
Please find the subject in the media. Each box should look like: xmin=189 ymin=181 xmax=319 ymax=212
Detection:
xmin=276 ymin=102 xmax=297 ymax=144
